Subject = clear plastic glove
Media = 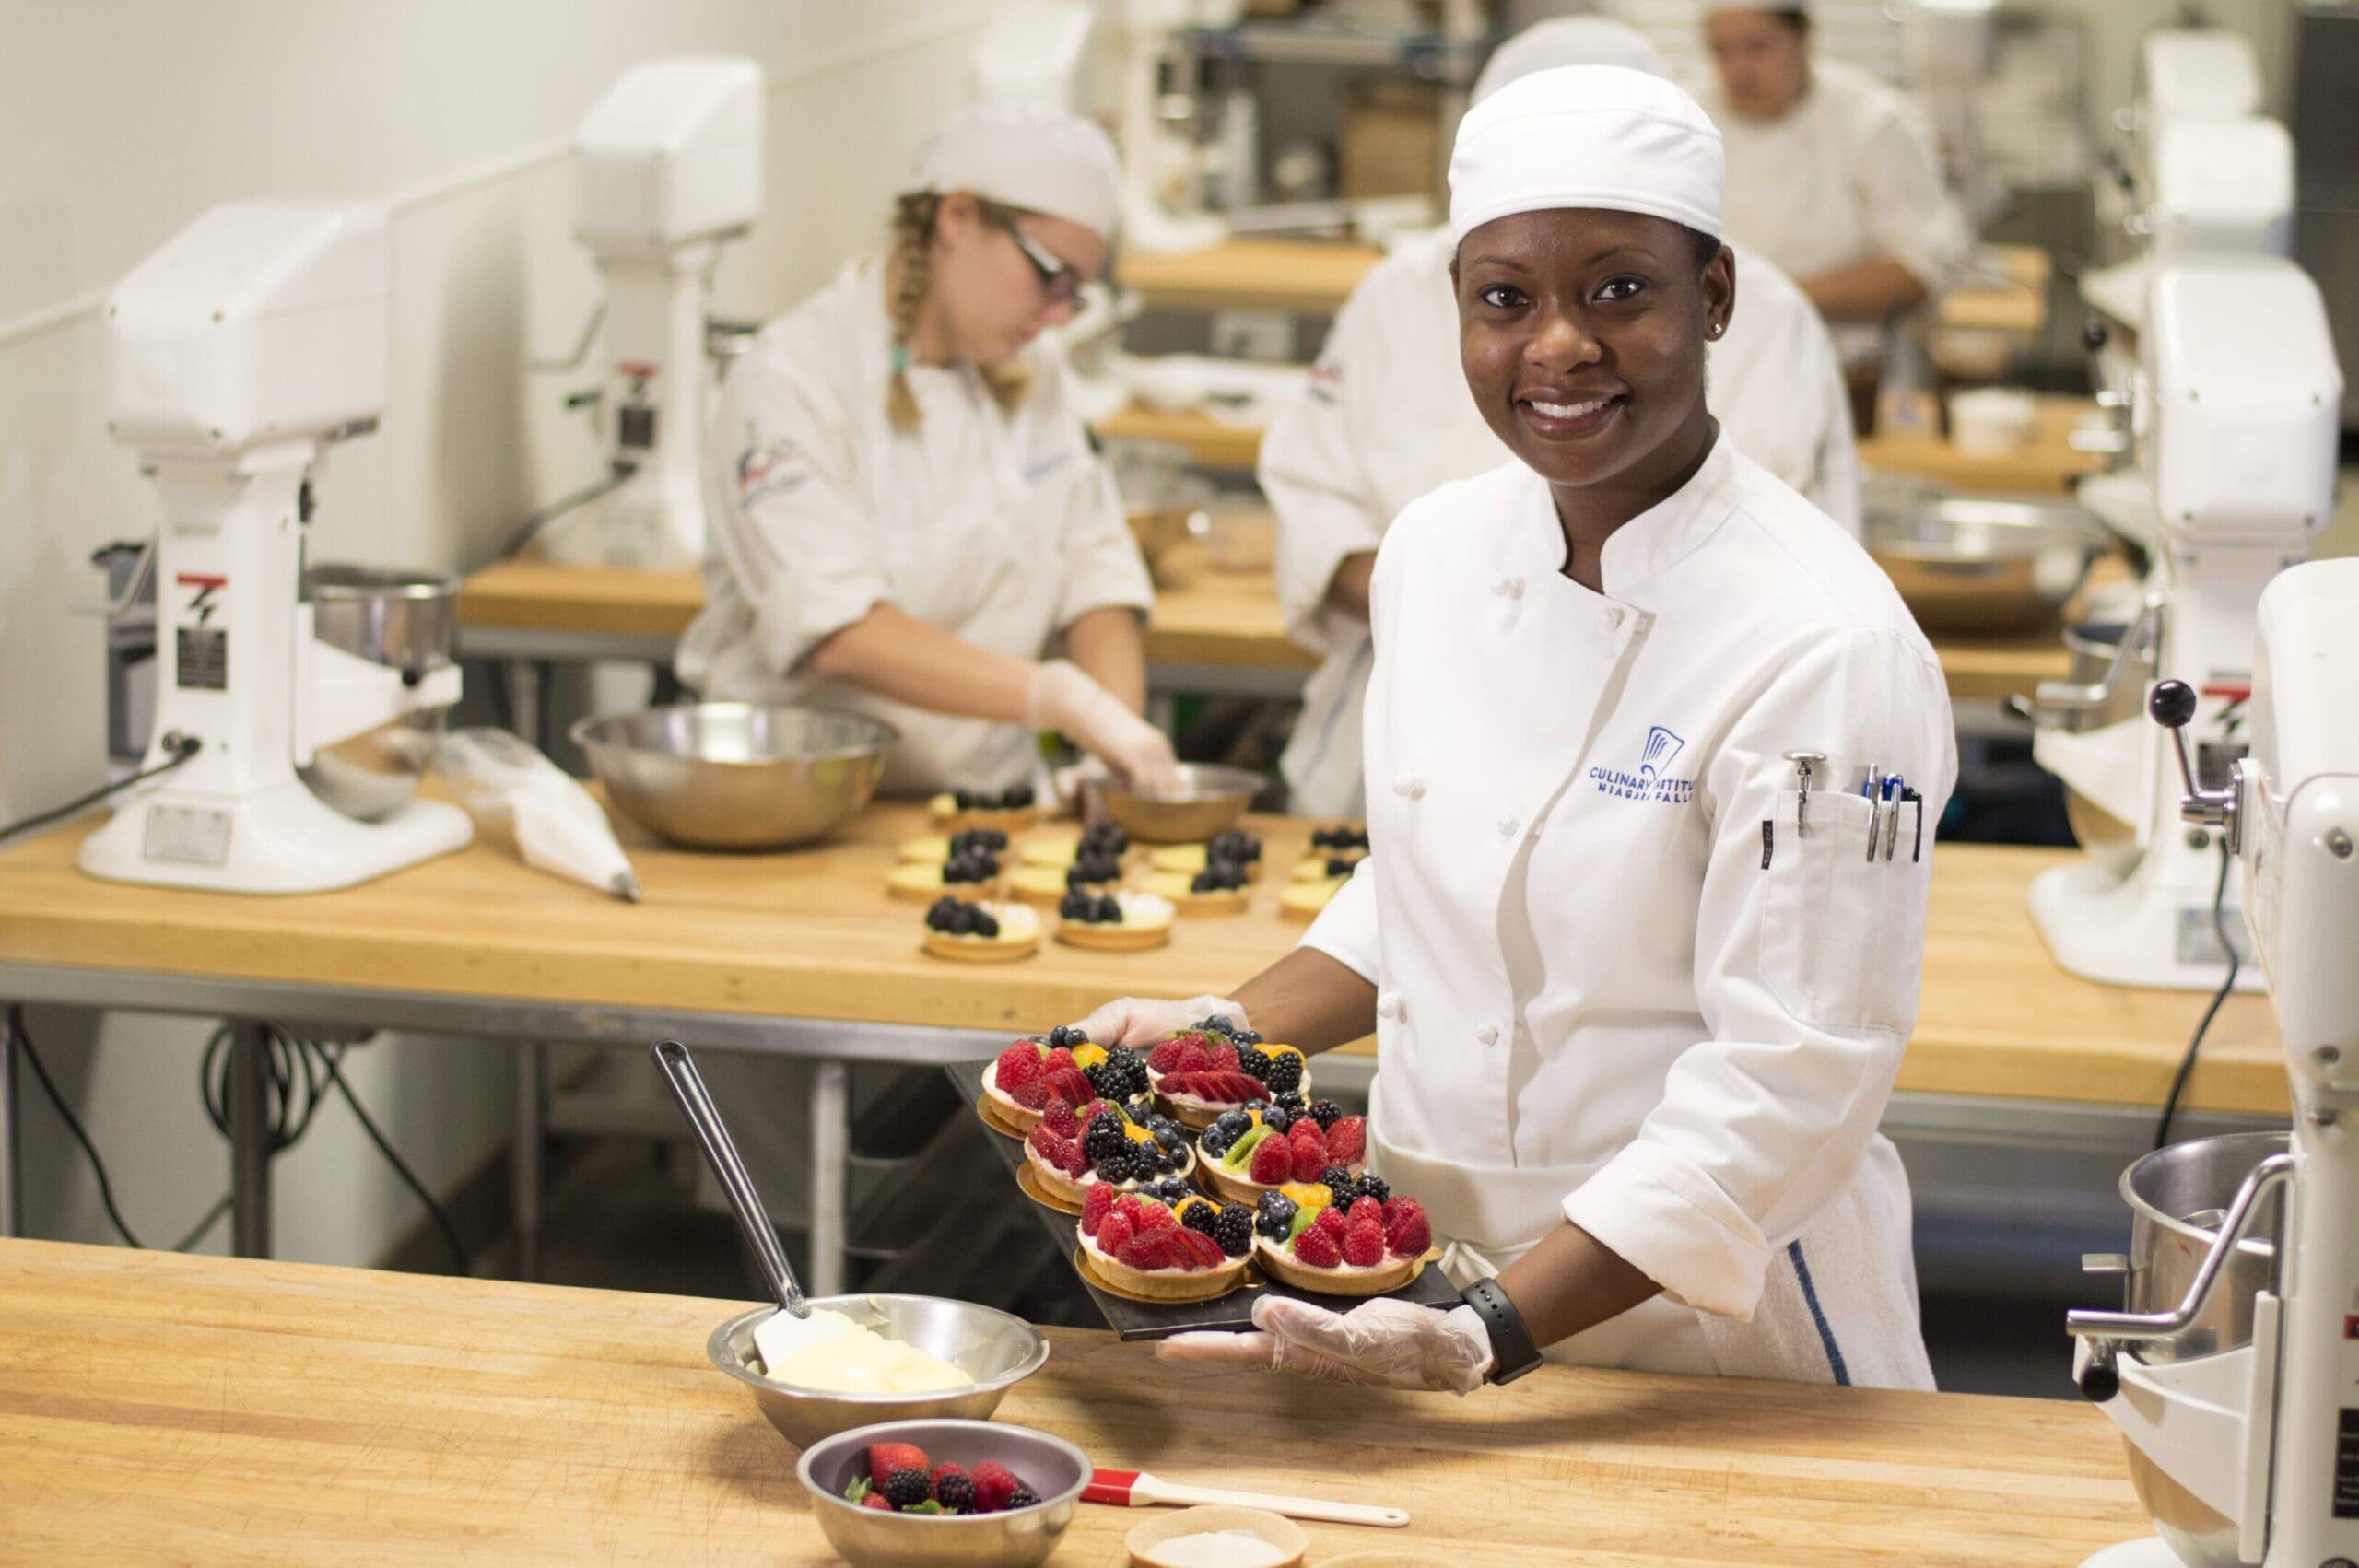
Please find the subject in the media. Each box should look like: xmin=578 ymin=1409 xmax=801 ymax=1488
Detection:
xmin=1027 ymin=660 xmax=1180 ymax=794
xmin=1156 ymin=1295 xmax=1496 ymax=1395
xmin=1068 ymin=994 xmax=1247 ymax=1052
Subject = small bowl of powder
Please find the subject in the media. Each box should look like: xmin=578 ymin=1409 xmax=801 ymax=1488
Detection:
xmin=1126 ymin=1504 xmax=1308 ymax=1568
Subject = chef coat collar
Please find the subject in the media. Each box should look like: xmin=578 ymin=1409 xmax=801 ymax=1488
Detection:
xmin=1516 ymin=432 xmax=1740 ymax=601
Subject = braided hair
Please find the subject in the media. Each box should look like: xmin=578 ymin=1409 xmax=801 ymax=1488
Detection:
xmin=886 ymin=192 xmax=1037 ymax=432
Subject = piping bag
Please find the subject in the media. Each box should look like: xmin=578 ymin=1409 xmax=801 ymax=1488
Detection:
xmin=435 ymin=728 xmax=640 ymax=901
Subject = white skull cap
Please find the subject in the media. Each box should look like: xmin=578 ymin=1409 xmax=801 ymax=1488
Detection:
xmin=914 ymin=101 xmax=1122 ymax=240
xmin=1473 ymin=18 xmax=1671 ymax=106
xmin=1449 ymin=64 xmax=1724 ymax=245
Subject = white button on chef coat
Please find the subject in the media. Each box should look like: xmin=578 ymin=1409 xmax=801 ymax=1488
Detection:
xmin=678 ymin=260 xmax=1152 ymax=797
xmin=1263 ymin=228 xmax=1859 ymax=820
xmin=1301 ymin=436 xmax=1954 ymax=1390
xmin=1697 ymin=61 xmax=1971 ymax=366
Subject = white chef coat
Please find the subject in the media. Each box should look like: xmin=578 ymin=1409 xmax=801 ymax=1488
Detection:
xmin=1303 ymin=435 xmax=1954 ymax=1388
xmin=677 ymin=260 xmax=1153 ymax=796
xmin=1262 ymin=227 xmax=1859 ymax=818
xmin=1698 ymin=60 xmax=1971 ymax=364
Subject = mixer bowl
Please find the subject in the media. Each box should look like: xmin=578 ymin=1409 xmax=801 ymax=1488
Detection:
xmin=2106 ymin=1132 xmax=2287 ymax=1568
xmin=299 ymin=564 xmax=460 ymax=821
xmin=573 ymin=703 xmax=896 ymax=849
xmin=1865 ymin=486 xmax=2109 ymax=637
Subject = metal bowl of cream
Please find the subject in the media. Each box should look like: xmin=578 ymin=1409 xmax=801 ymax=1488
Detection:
xmin=707 ymin=1294 xmax=1049 ymax=1451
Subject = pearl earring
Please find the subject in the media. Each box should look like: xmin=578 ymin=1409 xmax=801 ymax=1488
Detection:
xmin=1708 ymin=322 xmax=1724 ymax=339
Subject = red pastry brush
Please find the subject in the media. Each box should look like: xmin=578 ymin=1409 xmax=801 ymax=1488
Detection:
xmin=1083 ymin=1469 xmax=1409 ymax=1527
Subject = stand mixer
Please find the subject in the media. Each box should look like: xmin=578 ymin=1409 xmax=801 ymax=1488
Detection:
xmin=2066 ymin=556 xmax=2359 ymax=1568
xmin=2019 ymin=251 xmax=2340 ymax=992
xmin=78 ymin=202 xmax=471 ymax=894
xmin=531 ymin=55 xmax=764 ymax=571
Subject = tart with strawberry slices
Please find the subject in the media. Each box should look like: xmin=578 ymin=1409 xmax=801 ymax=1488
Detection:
xmin=1144 ymin=1022 xmax=1311 ymax=1129
xmin=1077 ymin=1186 xmax=1252 ymax=1303
xmin=1197 ymin=1098 xmax=1367 ymax=1204
xmin=921 ymin=897 xmax=1038 ymax=962
xmin=980 ymin=1027 xmax=1107 ymax=1134
xmin=1252 ymin=1179 xmax=1432 ymax=1297
xmin=1022 ymin=1095 xmax=1197 ymax=1207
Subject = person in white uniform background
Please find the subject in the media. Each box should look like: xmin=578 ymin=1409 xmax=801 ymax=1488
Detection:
xmin=1263 ymin=17 xmax=1861 ymax=819
xmin=1084 ymin=64 xmax=1957 ymax=1394
xmin=677 ymin=101 xmax=1179 ymax=799
xmin=1697 ymin=2 xmax=1970 ymax=368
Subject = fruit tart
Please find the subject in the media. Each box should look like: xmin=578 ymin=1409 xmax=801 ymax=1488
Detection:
xmin=929 ymin=784 xmax=1041 ymax=835
xmin=1022 ymin=1095 xmax=1197 ymax=1207
xmin=1009 ymin=844 xmax=1126 ymax=907
xmin=981 ymin=1029 xmax=1144 ymax=1132
xmin=1144 ymin=1020 xmax=1311 ymax=1129
xmin=886 ymin=843 xmax=1003 ymax=903
xmin=1017 ymin=820 xmax=1133 ymax=870
xmin=897 ymin=826 xmax=1009 ymax=866
xmin=1298 ymin=823 xmax=1370 ymax=876
xmin=1197 ymin=1097 xmax=1366 ymax=1203
xmin=1280 ymin=858 xmax=1358 ymax=920
xmin=1148 ymin=829 xmax=1263 ymax=883
xmin=1252 ymin=1176 xmax=1431 ymax=1297
xmin=921 ymin=896 xmax=1038 ymax=963
xmin=1144 ymin=854 xmax=1252 ymax=914
xmin=1077 ymin=1186 xmax=1252 ymax=1302
xmin=1053 ymin=888 xmax=1174 ymax=952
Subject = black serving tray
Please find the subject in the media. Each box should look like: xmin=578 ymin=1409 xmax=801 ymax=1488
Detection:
xmin=944 ymin=1059 xmax=1460 ymax=1340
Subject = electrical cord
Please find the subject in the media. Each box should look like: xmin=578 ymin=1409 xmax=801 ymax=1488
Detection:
xmin=7 ymin=1006 xmax=145 ymax=1248
xmin=170 ymin=1195 xmax=232 ymax=1254
xmin=2154 ymin=837 xmax=2240 ymax=1152
xmin=303 ymin=1034 xmax=472 ymax=1276
xmin=496 ymin=461 xmax=640 ymax=560
xmin=0 ymin=732 xmax=202 ymax=847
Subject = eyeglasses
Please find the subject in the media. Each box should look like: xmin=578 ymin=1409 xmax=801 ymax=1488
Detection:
xmin=995 ymin=217 xmax=1082 ymax=307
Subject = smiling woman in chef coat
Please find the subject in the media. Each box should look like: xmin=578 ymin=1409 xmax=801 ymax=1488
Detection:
xmin=1263 ymin=18 xmax=1860 ymax=819
xmin=1085 ymin=65 xmax=1955 ymax=1393
xmin=1698 ymin=2 xmax=1969 ymax=365
xmin=677 ymin=102 xmax=1178 ymax=798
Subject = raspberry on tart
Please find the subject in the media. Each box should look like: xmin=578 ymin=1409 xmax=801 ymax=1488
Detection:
xmin=1077 ymin=1188 xmax=1250 ymax=1302
xmin=979 ymin=1026 xmax=1107 ymax=1131
xmin=1252 ymin=1188 xmax=1430 ymax=1296
xmin=1198 ymin=1108 xmax=1367 ymax=1204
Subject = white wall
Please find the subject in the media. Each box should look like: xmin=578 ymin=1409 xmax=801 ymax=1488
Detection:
xmin=0 ymin=0 xmax=1008 ymax=1265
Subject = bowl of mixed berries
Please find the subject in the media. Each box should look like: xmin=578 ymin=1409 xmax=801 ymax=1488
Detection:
xmin=798 ymin=1420 xmax=1087 ymax=1566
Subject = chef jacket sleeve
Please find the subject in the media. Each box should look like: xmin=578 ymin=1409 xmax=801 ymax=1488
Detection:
xmin=1559 ymin=625 xmax=1955 ymax=1320
xmin=1298 ymin=856 xmax=1382 ymax=984
xmin=701 ymin=352 xmax=889 ymax=678
xmin=1260 ymin=287 xmax=1392 ymax=659
xmin=1855 ymin=99 xmax=1971 ymax=298
xmin=1036 ymin=361 xmax=1154 ymax=630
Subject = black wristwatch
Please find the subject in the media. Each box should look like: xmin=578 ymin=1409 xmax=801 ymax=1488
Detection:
xmin=1460 ymin=1278 xmax=1543 ymax=1385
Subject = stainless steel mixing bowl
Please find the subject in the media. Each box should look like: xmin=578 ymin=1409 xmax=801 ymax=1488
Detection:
xmin=1092 ymin=763 xmax=1265 ymax=844
xmin=707 ymin=1295 xmax=1049 ymax=1451
xmin=572 ymin=704 xmax=895 ymax=849
xmin=1865 ymin=487 xmax=2110 ymax=636
xmin=2094 ymin=1132 xmax=2286 ymax=1568
xmin=299 ymin=564 xmax=460 ymax=821
xmin=796 ymin=1417 xmax=1088 ymax=1567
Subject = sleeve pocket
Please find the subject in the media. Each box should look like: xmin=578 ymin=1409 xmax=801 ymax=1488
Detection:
xmin=1757 ymin=790 xmax=1929 ymax=1035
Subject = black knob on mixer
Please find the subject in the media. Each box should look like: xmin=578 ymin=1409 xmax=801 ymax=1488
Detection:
xmin=2082 ymin=318 xmax=2110 ymax=355
xmin=2077 ymin=1343 xmax=2120 ymax=1403
xmin=2150 ymin=679 xmax=2198 ymax=730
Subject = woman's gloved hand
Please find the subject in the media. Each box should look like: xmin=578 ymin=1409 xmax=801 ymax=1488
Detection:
xmin=1067 ymin=994 xmax=1248 ymax=1052
xmin=1027 ymin=660 xmax=1180 ymax=794
xmin=1156 ymin=1295 xmax=1496 ymax=1395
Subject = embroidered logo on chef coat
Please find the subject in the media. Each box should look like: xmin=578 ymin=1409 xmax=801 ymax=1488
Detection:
xmin=736 ymin=427 xmax=808 ymax=507
xmin=1589 ymin=725 xmax=1695 ymax=804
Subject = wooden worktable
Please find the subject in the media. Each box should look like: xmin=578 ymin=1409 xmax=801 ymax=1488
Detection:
xmin=1116 ymin=237 xmax=2052 ymax=339
xmin=458 ymin=554 xmax=2070 ymax=705
xmin=1858 ymin=396 xmax=2107 ymax=497
xmin=0 ymin=1237 xmax=2150 ymax=1563
xmin=0 ymin=803 xmax=2282 ymax=1117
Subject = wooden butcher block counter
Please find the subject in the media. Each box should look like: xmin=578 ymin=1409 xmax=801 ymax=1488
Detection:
xmin=0 ymin=802 xmax=2281 ymax=1117
xmin=0 ymin=1238 xmax=2150 ymax=1564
